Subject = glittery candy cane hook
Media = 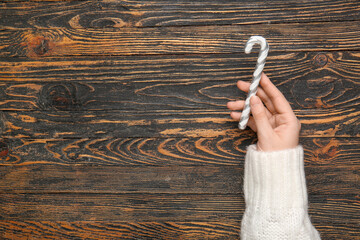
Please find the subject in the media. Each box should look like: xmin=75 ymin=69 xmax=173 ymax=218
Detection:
xmin=238 ymin=36 xmax=269 ymax=130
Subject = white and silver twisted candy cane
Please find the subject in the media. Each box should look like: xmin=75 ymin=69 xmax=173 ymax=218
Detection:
xmin=238 ymin=36 xmax=269 ymax=130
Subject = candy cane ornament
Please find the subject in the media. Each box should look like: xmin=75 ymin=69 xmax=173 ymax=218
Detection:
xmin=238 ymin=36 xmax=269 ymax=130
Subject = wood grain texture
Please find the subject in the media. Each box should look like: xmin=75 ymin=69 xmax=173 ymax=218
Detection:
xmin=1 ymin=193 xmax=244 ymax=222
xmin=0 ymin=165 xmax=244 ymax=194
xmin=0 ymin=220 xmax=358 ymax=240
xmin=0 ymin=51 xmax=359 ymax=111
xmin=0 ymin=221 xmax=241 ymax=240
xmin=0 ymin=108 xmax=358 ymax=139
xmin=0 ymin=137 xmax=358 ymax=166
xmin=1 ymin=0 xmax=360 ymax=29
xmin=0 ymin=136 xmax=252 ymax=165
xmin=0 ymin=194 xmax=358 ymax=228
xmin=1 ymin=21 xmax=360 ymax=58
xmin=0 ymin=163 xmax=358 ymax=196
xmin=1 ymin=0 xmax=359 ymax=239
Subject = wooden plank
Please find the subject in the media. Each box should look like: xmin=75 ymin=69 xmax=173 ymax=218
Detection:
xmin=0 ymin=193 xmax=244 ymax=222
xmin=0 ymin=137 xmax=358 ymax=166
xmin=0 ymin=51 xmax=359 ymax=111
xmin=0 ymin=137 xmax=358 ymax=196
xmin=1 ymin=0 xmax=359 ymax=29
xmin=0 ymin=137 xmax=359 ymax=166
xmin=0 ymin=221 xmax=241 ymax=240
xmin=0 ymin=108 xmax=358 ymax=139
xmin=0 ymin=220 xmax=358 ymax=240
xmin=1 ymin=22 xmax=360 ymax=58
xmin=0 ymin=137 xmax=252 ymax=166
xmin=0 ymin=163 xmax=358 ymax=195
xmin=0 ymin=194 xmax=358 ymax=226
xmin=0 ymin=165 xmax=243 ymax=194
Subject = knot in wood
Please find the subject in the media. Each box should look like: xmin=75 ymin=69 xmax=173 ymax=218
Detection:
xmin=33 ymin=38 xmax=50 ymax=56
xmin=0 ymin=140 xmax=9 ymax=157
xmin=313 ymin=53 xmax=328 ymax=67
xmin=38 ymin=84 xmax=82 ymax=111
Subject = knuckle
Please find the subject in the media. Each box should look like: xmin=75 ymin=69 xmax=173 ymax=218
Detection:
xmin=297 ymin=119 xmax=302 ymax=130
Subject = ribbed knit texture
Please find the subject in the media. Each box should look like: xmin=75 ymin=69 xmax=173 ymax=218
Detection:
xmin=241 ymin=145 xmax=321 ymax=239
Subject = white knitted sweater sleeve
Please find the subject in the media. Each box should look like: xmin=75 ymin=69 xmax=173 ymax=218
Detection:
xmin=241 ymin=145 xmax=321 ymax=240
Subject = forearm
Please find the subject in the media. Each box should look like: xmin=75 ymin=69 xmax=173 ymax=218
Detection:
xmin=241 ymin=145 xmax=321 ymax=240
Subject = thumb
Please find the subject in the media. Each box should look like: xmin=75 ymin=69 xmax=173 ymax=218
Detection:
xmin=250 ymin=96 xmax=273 ymax=136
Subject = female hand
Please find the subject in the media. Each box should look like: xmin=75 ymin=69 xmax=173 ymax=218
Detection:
xmin=227 ymin=73 xmax=301 ymax=152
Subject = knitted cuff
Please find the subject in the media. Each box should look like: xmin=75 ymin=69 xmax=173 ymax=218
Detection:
xmin=243 ymin=145 xmax=308 ymax=209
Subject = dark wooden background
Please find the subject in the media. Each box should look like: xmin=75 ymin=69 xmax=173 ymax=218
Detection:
xmin=0 ymin=0 xmax=359 ymax=239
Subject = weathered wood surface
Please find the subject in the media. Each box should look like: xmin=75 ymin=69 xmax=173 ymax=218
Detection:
xmin=1 ymin=22 xmax=360 ymax=58
xmin=0 ymin=194 xmax=358 ymax=223
xmin=0 ymin=221 xmax=241 ymax=240
xmin=0 ymin=162 xmax=358 ymax=195
xmin=1 ymin=0 xmax=360 ymax=29
xmin=2 ymin=165 xmax=245 ymax=194
xmin=0 ymin=108 xmax=358 ymax=139
xmin=0 ymin=220 xmax=358 ymax=240
xmin=0 ymin=51 xmax=359 ymax=110
xmin=0 ymin=193 xmax=359 ymax=240
xmin=1 ymin=0 xmax=359 ymax=239
xmin=0 ymin=137 xmax=358 ymax=166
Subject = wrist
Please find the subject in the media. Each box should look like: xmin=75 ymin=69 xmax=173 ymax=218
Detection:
xmin=257 ymin=138 xmax=299 ymax=152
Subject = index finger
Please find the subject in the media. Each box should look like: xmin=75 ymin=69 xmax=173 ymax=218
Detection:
xmin=260 ymin=73 xmax=293 ymax=114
